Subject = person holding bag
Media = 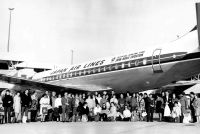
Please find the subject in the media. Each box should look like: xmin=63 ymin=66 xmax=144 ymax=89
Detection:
xmin=81 ymin=102 xmax=89 ymax=122
xmin=40 ymin=94 xmax=50 ymax=122
xmin=21 ymin=89 xmax=31 ymax=123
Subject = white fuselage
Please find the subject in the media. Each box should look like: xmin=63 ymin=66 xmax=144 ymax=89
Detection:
xmin=32 ymin=31 xmax=200 ymax=92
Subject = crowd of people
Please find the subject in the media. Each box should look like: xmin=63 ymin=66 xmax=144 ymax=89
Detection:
xmin=0 ymin=89 xmax=200 ymax=124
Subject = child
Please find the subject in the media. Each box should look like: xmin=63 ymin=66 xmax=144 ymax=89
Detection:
xmin=171 ymin=101 xmax=181 ymax=123
xmin=183 ymin=109 xmax=192 ymax=123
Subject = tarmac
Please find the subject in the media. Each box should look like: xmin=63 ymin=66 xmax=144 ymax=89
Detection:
xmin=0 ymin=122 xmax=200 ymax=134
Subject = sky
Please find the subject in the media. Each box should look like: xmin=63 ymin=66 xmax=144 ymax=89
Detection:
xmin=0 ymin=0 xmax=199 ymax=66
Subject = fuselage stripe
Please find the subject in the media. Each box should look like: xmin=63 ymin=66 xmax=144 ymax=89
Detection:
xmin=41 ymin=52 xmax=198 ymax=82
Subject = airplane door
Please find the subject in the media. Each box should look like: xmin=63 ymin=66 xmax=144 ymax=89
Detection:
xmin=152 ymin=49 xmax=163 ymax=73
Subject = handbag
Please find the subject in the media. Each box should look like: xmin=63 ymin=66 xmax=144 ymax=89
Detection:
xmin=10 ymin=108 xmax=15 ymax=117
xmin=142 ymin=112 xmax=147 ymax=117
xmin=22 ymin=116 xmax=27 ymax=123
xmin=81 ymin=115 xmax=88 ymax=122
xmin=42 ymin=107 xmax=48 ymax=115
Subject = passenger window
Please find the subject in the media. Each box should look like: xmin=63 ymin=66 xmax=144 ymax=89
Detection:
xmin=82 ymin=71 xmax=85 ymax=75
xmin=135 ymin=60 xmax=139 ymax=66
xmin=124 ymin=62 xmax=130 ymax=68
xmin=93 ymin=68 xmax=98 ymax=73
xmin=84 ymin=70 xmax=87 ymax=75
xmin=111 ymin=64 xmax=116 ymax=70
xmin=122 ymin=63 xmax=125 ymax=69
xmin=85 ymin=69 xmax=90 ymax=75
xmin=83 ymin=70 xmax=86 ymax=75
xmin=89 ymin=69 xmax=93 ymax=74
xmin=115 ymin=64 xmax=118 ymax=70
xmin=100 ymin=67 xmax=105 ymax=72
xmin=75 ymin=72 xmax=78 ymax=76
xmin=117 ymin=63 xmax=122 ymax=70
xmin=89 ymin=69 xmax=91 ymax=74
xmin=72 ymin=72 xmax=75 ymax=77
xmin=69 ymin=73 xmax=72 ymax=78
xmin=76 ymin=71 xmax=81 ymax=76
xmin=91 ymin=68 xmax=94 ymax=74
xmin=62 ymin=74 xmax=65 ymax=78
xmin=98 ymin=68 xmax=101 ymax=73
xmin=130 ymin=60 xmax=135 ymax=67
xmin=105 ymin=65 xmax=111 ymax=71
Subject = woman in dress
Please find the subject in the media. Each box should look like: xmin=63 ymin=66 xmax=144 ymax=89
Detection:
xmin=30 ymin=92 xmax=38 ymax=122
xmin=107 ymin=102 xmax=116 ymax=120
xmin=13 ymin=92 xmax=21 ymax=123
xmin=137 ymin=93 xmax=145 ymax=121
xmin=107 ymin=102 xmax=121 ymax=121
xmin=155 ymin=94 xmax=164 ymax=121
xmin=40 ymin=94 xmax=50 ymax=122
xmin=163 ymin=91 xmax=172 ymax=122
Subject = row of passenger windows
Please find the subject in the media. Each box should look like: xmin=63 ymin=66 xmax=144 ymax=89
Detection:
xmin=42 ymin=58 xmax=149 ymax=82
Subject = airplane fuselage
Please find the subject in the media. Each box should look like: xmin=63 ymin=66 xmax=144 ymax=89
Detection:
xmin=31 ymin=30 xmax=200 ymax=92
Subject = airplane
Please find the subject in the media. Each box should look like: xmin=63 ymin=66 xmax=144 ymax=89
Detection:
xmin=1 ymin=3 xmax=200 ymax=93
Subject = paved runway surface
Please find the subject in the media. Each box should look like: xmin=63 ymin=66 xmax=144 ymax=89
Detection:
xmin=0 ymin=122 xmax=200 ymax=134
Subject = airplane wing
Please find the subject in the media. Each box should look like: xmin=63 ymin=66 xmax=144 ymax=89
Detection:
xmin=162 ymin=80 xmax=200 ymax=88
xmin=14 ymin=61 xmax=53 ymax=72
xmin=0 ymin=73 xmax=89 ymax=93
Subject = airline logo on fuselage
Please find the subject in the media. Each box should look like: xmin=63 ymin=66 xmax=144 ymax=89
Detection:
xmin=50 ymin=51 xmax=145 ymax=75
xmin=50 ymin=60 xmax=105 ymax=75
xmin=111 ymin=51 xmax=145 ymax=63
xmin=69 ymin=60 xmax=105 ymax=71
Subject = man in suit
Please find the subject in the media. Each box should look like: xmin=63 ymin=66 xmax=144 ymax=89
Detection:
xmin=2 ymin=90 xmax=13 ymax=123
xmin=179 ymin=92 xmax=189 ymax=123
xmin=144 ymin=93 xmax=151 ymax=122
xmin=190 ymin=92 xmax=197 ymax=123
xmin=21 ymin=89 xmax=31 ymax=122
xmin=61 ymin=92 xmax=69 ymax=122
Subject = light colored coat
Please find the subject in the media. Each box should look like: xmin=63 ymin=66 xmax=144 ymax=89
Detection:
xmin=14 ymin=95 xmax=21 ymax=113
